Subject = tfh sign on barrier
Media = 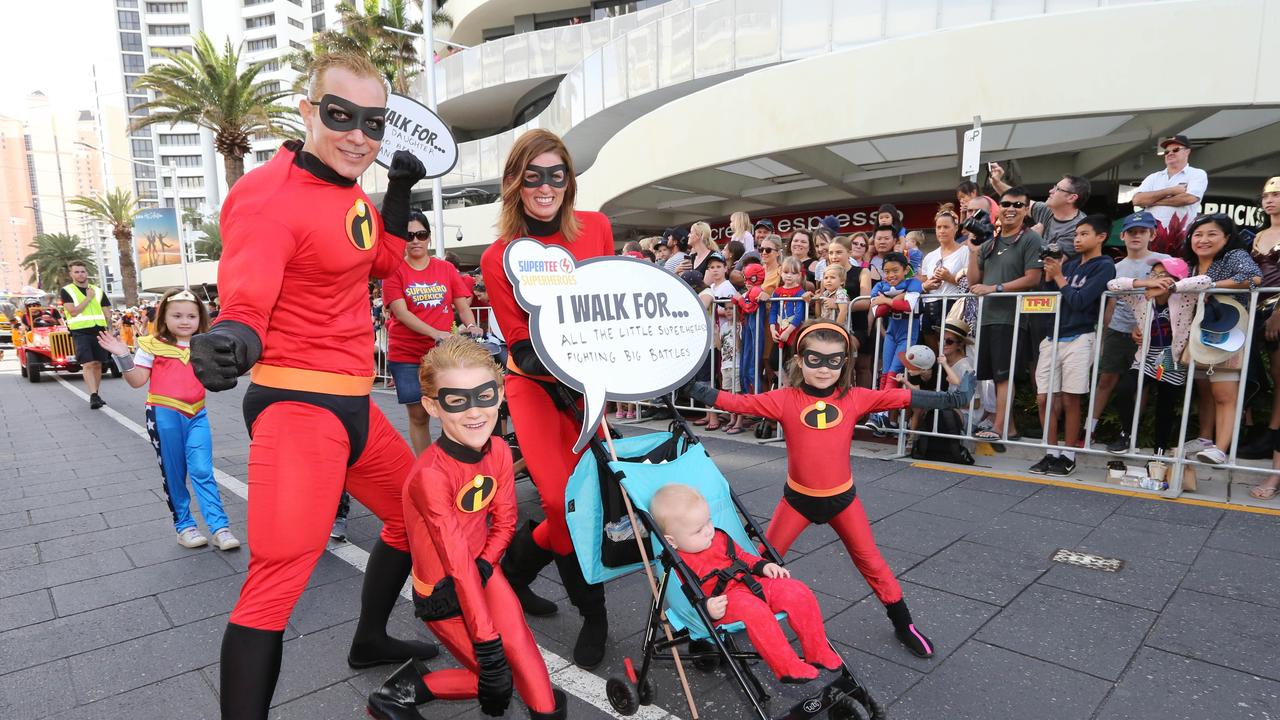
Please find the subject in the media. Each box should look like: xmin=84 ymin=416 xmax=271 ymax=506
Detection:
xmin=503 ymin=238 xmax=712 ymax=451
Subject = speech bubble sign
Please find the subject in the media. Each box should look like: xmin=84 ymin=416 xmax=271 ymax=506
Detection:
xmin=504 ymin=238 xmax=712 ymax=452
xmin=374 ymin=93 xmax=458 ymax=178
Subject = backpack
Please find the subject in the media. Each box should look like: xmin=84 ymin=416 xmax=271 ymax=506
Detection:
xmin=910 ymin=408 xmax=975 ymax=465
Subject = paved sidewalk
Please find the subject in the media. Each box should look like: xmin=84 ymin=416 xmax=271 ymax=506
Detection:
xmin=3 ymin=355 xmax=1280 ymax=719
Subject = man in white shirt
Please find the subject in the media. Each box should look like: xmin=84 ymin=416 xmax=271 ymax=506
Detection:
xmin=1131 ymin=135 xmax=1208 ymax=230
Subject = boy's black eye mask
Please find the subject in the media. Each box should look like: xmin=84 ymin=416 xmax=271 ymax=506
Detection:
xmin=434 ymin=381 xmax=500 ymax=413
xmin=801 ymin=350 xmax=847 ymax=370
xmin=310 ymin=94 xmax=386 ymax=140
xmin=522 ymin=163 xmax=568 ymax=188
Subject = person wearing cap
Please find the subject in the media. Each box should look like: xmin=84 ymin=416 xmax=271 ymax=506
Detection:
xmin=652 ymin=237 xmax=672 ymax=265
xmin=1176 ymin=213 xmax=1261 ymax=465
xmin=1107 ymin=256 xmax=1196 ymax=459
xmin=1249 ymin=178 xmax=1280 ymax=495
xmin=383 ymin=211 xmax=483 ymax=455
xmin=662 ymin=226 xmax=692 ymax=274
xmin=1088 ymin=211 xmax=1169 ymax=453
xmin=1132 ymin=135 xmax=1209 ymax=231
xmin=938 ymin=316 xmax=983 ymax=430
xmin=753 ymin=219 xmax=774 ymax=251
xmin=1029 ymin=214 xmax=1116 ymax=477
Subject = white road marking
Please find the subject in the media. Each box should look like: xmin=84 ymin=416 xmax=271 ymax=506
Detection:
xmin=52 ymin=375 xmax=678 ymax=719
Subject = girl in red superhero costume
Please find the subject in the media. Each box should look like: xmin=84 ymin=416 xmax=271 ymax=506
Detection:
xmin=651 ymin=483 xmax=842 ymax=683
xmin=479 ymin=129 xmax=614 ymax=669
xmin=690 ymin=320 xmax=975 ymax=659
xmin=367 ymin=337 xmax=565 ymax=720
xmin=188 ymin=53 xmax=435 ymax=719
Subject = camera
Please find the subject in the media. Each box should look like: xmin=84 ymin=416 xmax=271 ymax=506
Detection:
xmin=1040 ymin=240 xmax=1064 ymax=261
xmin=960 ymin=209 xmax=995 ymax=246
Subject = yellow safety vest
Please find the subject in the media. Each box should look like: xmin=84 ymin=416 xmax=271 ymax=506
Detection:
xmin=62 ymin=283 xmax=107 ymax=331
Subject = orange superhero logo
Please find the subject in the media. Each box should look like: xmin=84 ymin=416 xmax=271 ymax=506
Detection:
xmin=345 ymin=198 xmax=376 ymax=251
xmin=801 ymin=400 xmax=842 ymax=430
xmin=456 ymin=474 xmax=496 ymax=513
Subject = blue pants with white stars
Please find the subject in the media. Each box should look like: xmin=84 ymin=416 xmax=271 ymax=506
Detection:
xmin=146 ymin=406 xmax=228 ymax=533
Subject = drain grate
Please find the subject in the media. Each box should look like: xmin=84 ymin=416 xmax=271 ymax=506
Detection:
xmin=1050 ymin=549 xmax=1124 ymax=573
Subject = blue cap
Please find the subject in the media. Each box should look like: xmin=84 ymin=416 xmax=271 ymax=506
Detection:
xmin=1121 ymin=211 xmax=1157 ymax=232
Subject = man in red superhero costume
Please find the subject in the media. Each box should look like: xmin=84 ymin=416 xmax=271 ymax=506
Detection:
xmin=367 ymin=337 xmax=565 ymax=720
xmin=189 ymin=53 xmax=436 ymax=719
xmin=479 ymin=129 xmax=615 ymax=668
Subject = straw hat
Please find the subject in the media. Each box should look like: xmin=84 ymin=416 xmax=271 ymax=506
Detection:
xmin=1188 ymin=295 xmax=1247 ymax=366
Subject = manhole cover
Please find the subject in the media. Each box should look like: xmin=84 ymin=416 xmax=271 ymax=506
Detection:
xmin=1050 ymin=549 xmax=1124 ymax=572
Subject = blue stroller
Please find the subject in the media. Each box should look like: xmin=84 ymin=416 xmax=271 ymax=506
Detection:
xmin=564 ymin=406 xmax=886 ymax=720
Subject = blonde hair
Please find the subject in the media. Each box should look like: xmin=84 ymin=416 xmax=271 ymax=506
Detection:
xmin=418 ymin=335 xmax=504 ymax=400
xmin=498 ymin=129 xmax=580 ymax=242
xmin=689 ymin=222 xmax=718 ymax=252
xmin=904 ymin=230 xmax=925 ymax=249
xmin=823 ymin=264 xmax=848 ymax=284
xmin=306 ymin=51 xmax=385 ymax=101
xmin=831 ymin=235 xmax=852 ymax=252
xmin=729 ymin=211 xmax=752 ymax=238
xmin=639 ymin=236 xmax=661 ymax=253
xmin=780 ymin=256 xmax=803 ymax=275
xmin=650 ymin=483 xmax=707 ymax=534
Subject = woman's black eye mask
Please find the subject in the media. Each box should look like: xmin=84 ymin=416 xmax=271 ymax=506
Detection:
xmin=434 ymin=381 xmax=501 ymax=413
xmin=522 ymin=163 xmax=568 ymax=188
xmin=311 ymin=94 xmax=387 ymax=140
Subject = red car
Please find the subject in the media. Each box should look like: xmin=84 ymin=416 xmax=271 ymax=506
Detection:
xmin=13 ymin=306 xmax=120 ymax=383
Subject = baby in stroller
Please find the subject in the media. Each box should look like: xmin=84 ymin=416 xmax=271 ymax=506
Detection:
xmin=651 ymin=483 xmax=842 ymax=684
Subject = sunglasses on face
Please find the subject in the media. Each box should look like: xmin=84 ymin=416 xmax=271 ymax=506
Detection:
xmin=760 ymin=247 xmax=777 ymax=254
xmin=944 ymin=338 xmax=958 ymax=346
xmin=407 ymin=230 xmax=431 ymax=241
xmin=434 ymin=381 xmax=500 ymax=413
xmin=801 ymin=350 xmax=846 ymax=370
xmin=522 ymin=163 xmax=568 ymax=188
xmin=1000 ymin=201 xmax=1028 ymax=209
xmin=309 ymin=94 xmax=386 ymax=140
xmin=1160 ymin=146 xmax=1186 ymax=154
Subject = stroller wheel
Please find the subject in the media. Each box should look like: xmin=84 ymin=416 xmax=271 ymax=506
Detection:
xmin=637 ymin=677 xmax=654 ymax=706
xmin=827 ymin=696 xmax=867 ymax=720
xmin=606 ymin=676 xmax=640 ymax=716
xmin=848 ymin=685 xmax=886 ymax=720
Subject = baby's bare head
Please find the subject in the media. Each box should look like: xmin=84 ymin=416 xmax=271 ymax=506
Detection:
xmin=650 ymin=483 xmax=708 ymax=534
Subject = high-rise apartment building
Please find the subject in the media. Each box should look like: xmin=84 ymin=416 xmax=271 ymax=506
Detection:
xmin=0 ymin=115 xmax=38 ymax=294
xmin=111 ymin=0 xmax=341 ymax=219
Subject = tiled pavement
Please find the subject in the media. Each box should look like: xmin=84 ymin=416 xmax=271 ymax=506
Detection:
xmin=3 ymin=353 xmax=1280 ymax=719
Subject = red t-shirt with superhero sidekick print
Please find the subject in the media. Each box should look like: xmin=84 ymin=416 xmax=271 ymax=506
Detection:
xmin=383 ymin=258 xmax=472 ymax=363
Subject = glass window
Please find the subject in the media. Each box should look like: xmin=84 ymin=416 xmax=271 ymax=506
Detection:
xmin=119 ymin=31 xmax=143 ymax=52
xmin=179 ymin=197 xmax=202 ymax=210
xmin=126 ymin=96 xmax=148 ymax=112
xmin=288 ymin=17 xmax=304 ymax=29
xmin=245 ymin=13 xmax=275 ymax=29
xmin=145 ymin=2 xmax=188 ymax=12
xmin=135 ymin=164 xmax=156 ymax=178
xmin=117 ymin=10 xmax=140 ymax=29
xmin=247 ymin=37 xmax=278 ymax=52
xmin=147 ymin=23 xmax=190 ymax=35
xmin=254 ymin=149 xmax=274 ymax=163
xmin=159 ymin=133 xmax=200 ymax=146
xmin=121 ymin=53 xmax=145 ymax=73
xmin=131 ymin=138 xmax=154 ymax=157
xmin=311 ymin=0 xmax=323 ymax=11
xmin=312 ymin=14 xmax=325 ymax=32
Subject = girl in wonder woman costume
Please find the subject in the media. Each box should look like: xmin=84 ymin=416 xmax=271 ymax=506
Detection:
xmin=690 ymin=320 xmax=975 ymax=658
xmin=368 ymin=336 xmax=565 ymax=720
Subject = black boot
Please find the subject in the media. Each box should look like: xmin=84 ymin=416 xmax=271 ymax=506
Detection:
xmin=555 ymin=552 xmax=608 ymax=669
xmin=348 ymin=539 xmax=440 ymax=669
xmin=886 ymin=599 xmax=933 ymax=659
xmin=528 ymin=688 xmax=567 ymax=719
xmin=502 ymin=520 xmax=559 ymax=616
xmin=220 ymin=623 xmax=284 ymax=720
xmin=367 ymin=659 xmax=434 ymax=720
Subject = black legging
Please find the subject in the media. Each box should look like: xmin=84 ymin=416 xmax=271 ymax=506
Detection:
xmin=1114 ymin=369 xmax=1184 ymax=451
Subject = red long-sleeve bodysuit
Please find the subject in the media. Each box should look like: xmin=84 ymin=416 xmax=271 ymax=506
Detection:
xmin=216 ymin=141 xmax=416 ymax=631
xmin=479 ymin=211 xmax=615 ymax=555
xmin=405 ymin=435 xmax=555 ymax=712
xmin=713 ymin=384 xmax=912 ymax=605
xmin=677 ymin=530 xmax=840 ymax=681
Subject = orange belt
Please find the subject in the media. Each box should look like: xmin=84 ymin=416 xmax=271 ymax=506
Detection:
xmin=787 ymin=476 xmax=854 ymax=498
xmin=504 ymin=354 xmax=556 ymax=383
xmin=411 ymin=571 xmax=435 ymax=596
xmin=250 ymin=364 xmax=373 ymax=396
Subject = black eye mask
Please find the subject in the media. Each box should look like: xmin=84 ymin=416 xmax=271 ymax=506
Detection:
xmin=801 ymin=350 xmax=847 ymax=370
xmin=521 ymin=163 xmax=568 ymax=188
xmin=435 ymin=381 xmax=501 ymax=413
xmin=311 ymin=94 xmax=387 ymax=141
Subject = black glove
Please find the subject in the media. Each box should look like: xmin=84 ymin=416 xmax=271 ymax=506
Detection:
xmin=509 ymin=339 xmax=550 ymax=378
xmin=381 ymin=150 xmax=427 ymax=241
xmin=189 ymin=320 xmax=260 ymax=392
xmin=475 ymin=558 xmax=494 ymax=585
xmin=472 ymin=637 xmax=512 ymax=716
xmin=910 ymin=371 xmax=976 ymax=410
xmin=687 ymin=380 xmax=720 ymax=407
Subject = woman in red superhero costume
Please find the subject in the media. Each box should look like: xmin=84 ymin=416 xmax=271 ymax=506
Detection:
xmin=689 ymin=320 xmax=975 ymax=659
xmin=367 ymin=337 xmax=565 ymax=720
xmin=189 ymin=53 xmax=435 ymax=719
xmin=479 ymin=129 xmax=615 ymax=668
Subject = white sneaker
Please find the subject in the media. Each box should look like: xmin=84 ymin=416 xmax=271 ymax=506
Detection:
xmin=177 ymin=527 xmax=208 ymax=548
xmin=211 ymin=528 xmax=241 ymax=551
xmin=1196 ymin=447 xmax=1228 ymax=465
xmin=1184 ymin=437 xmax=1215 ymax=451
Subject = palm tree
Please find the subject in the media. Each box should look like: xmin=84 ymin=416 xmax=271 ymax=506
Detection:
xmin=69 ymin=189 xmax=140 ymax=306
xmin=21 ymin=233 xmax=97 ymax=291
xmin=131 ymin=33 xmax=301 ymax=188
xmin=290 ymin=1 xmax=453 ymax=95
xmin=194 ymin=221 xmax=222 ymax=261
